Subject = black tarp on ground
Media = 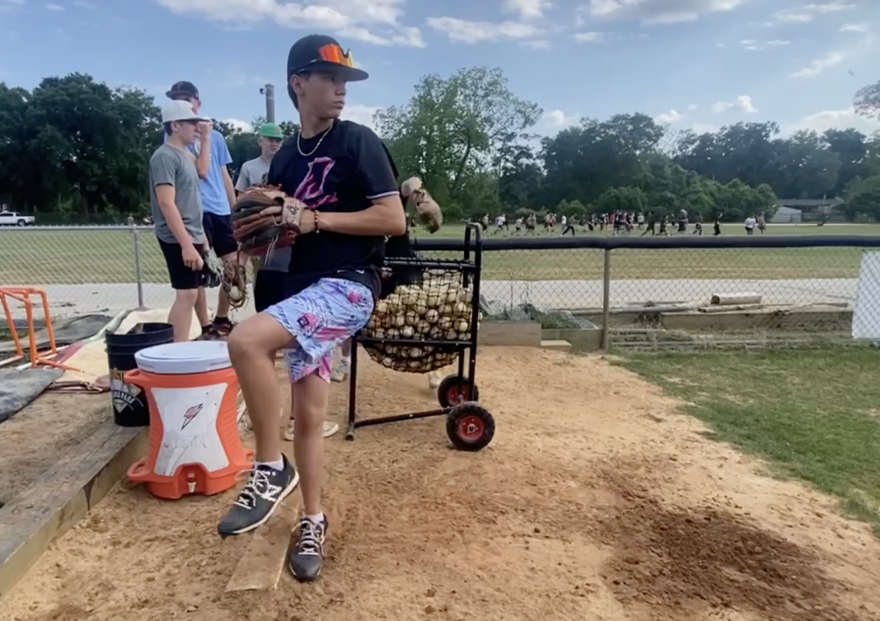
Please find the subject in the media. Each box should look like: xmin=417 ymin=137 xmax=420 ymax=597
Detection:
xmin=0 ymin=314 xmax=111 ymax=358
xmin=0 ymin=367 xmax=64 ymax=424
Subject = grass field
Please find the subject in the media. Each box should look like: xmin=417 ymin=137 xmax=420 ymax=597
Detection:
xmin=0 ymin=223 xmax=879 ymax=285
xmin=617 ymin=347 xmax=880 ymax=536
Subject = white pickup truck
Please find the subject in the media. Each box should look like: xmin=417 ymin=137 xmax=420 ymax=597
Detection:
xmin=0 ymin=211 xmax=35 ymax=226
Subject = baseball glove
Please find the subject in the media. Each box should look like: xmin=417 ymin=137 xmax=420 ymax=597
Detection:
xmin=231 ymin=185 xmax=306 ymax=256
xmin=203 ymin=248 xmax=248 ymax=309
xmin=401 ymin=177 xmax=442 ymax=234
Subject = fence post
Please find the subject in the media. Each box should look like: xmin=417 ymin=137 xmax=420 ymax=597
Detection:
xmin=130 ymin=220 xmax=146 ymax=310
xmin=601 ymin=248 xmax=611 ymax=352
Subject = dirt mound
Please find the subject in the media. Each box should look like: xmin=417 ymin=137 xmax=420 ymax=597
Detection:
xmin=596 ymin=464 xmax=858 ymax=621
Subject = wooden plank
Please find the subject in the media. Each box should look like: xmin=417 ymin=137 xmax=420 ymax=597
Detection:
xmin=225 ymin=493 xmax=302 ymax=592
xmin=0 ymin=419 xmax=148 ymax=599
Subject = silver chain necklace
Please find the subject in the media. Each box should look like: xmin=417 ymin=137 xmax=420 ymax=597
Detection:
xmin=297 ymin=122 xmax=334 ymax=157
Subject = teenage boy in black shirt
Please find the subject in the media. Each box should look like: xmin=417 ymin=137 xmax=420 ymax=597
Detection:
xmin=220 ymin=35 xmax=406 ymax=583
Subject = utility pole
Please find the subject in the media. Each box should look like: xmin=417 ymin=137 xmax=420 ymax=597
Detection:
xmin=260 ymin=84 xmax=275 ymax=123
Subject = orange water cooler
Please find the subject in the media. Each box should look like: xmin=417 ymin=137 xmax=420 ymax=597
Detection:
xmin=125 ymin=341 xmax=252 ymax=500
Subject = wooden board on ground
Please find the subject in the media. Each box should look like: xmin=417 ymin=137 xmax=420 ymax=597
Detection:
xmin=225 ymin=493 xmax=302 ymax=592
xmin=0 ymin=419 xmax=148 ymax=598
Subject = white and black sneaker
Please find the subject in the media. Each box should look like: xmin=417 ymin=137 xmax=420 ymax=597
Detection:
xmin=288 ymin=515 xmax=328 ymax=582
xmin=217 ymin=455 xmax=299 ymax=537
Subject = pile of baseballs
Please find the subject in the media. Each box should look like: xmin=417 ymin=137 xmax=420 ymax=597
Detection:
xmin=363 ymin=272 xmax=481 ymax=373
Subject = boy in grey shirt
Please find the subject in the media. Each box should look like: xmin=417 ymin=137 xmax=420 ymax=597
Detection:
xmin=150 ymin=100 xmax=211 ymax=342
xmin=234 ymin=122 xmax=292 ymax=312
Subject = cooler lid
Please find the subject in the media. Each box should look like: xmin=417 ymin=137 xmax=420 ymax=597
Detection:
xmin=134 ymin=341 xmax=231 ymax=375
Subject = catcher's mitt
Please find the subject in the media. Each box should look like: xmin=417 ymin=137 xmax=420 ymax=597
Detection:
xmin=232 ymin=185 xmax=306 ymax=256
xmin=401 ymin=177 xmax=442 ymax=234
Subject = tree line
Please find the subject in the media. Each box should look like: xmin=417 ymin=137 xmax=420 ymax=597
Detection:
xmin=1 ymin=69 xmax=879 ymax=224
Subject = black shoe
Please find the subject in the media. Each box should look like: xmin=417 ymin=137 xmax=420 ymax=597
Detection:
xmin=218 ymin=455 xmax=299 ymax=537
xmin=288 ymin=515 xmax=328 ymax=582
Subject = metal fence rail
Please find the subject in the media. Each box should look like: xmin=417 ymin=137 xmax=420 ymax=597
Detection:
xmin=2 ymin=226 xmax=879 ymax=349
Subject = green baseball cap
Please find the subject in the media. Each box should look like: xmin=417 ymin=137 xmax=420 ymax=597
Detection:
xmin=259 ymin=122 xmax=283 ymax=138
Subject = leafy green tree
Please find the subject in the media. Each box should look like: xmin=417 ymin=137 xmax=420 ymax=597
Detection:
xmin=376 ymin=66 xmax=541 ymax=217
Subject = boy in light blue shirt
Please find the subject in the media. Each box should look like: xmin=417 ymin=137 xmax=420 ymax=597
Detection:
xmin=165 ymin=81 xmax=238 ymax=339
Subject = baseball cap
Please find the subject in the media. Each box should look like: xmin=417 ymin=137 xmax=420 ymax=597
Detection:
xmin=287 ymin=34 xmax=368 ymax=82
xmin=162 ymin=100 xmax=209 ymax=124
xmin=259 ymin=122 xmax=284 ymax=139
xmin=166 ymin=80 xmax=200 ymax=100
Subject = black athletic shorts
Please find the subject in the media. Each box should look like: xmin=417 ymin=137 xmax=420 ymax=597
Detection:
xmin=158 ymin=239 xmax=207 ymax=291
xmin=203 ymin=212 xmax=237 ymax=258
xmin=254 ymin=270 xmax=289 ymax=312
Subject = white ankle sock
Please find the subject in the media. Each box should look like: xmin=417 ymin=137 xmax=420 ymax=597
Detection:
xmin=256 ymin=457 xmax=284 ymax=471
xmin=305 ymin=512 xmax=324 ymax=525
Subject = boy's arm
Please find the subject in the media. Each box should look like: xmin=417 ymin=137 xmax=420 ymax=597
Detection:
xmin=195 ymin=122 xmax=212 ymax=179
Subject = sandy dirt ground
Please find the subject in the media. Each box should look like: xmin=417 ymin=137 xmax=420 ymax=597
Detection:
xmin=0 ymin=393 xmax=108 ymax=505
xmin=3 ymin=346 xmax=880 ymax=621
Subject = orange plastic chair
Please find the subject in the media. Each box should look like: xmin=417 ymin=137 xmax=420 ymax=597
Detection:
xmin=0 ymin=286 xmax=78 ymax=371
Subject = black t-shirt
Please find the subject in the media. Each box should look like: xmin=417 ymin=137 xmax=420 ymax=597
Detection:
xmin=266 ymin=121 xmax=399 ymax=300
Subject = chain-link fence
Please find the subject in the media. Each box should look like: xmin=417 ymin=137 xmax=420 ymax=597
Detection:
xmin=2 ymin=226 xmax=880 ymax=349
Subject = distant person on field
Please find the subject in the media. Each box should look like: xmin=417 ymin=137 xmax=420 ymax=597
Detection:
xmin=757 ymin=212 xmax=766 ymax=233
xmin=714 ymin=214 xmax=721 ymax=236
xmin=745 ymin=214 xmax=756 ymax=235
xmin=693 ymin=211 xmax=703 ymax=236
xmin=166 ymin=81 xmax=239 ymax=340
xmin=149 ymin=101 xmax=211 ymax=342
xmin=641 ymin=210 xmax=656 ymax=236
xmin=493 ymin=214 xmax=506 ymax=235
xmin=658 ymin=215 xmax=670 ymax=236
xmin=561 ymin=215 xmax=576 ymax=236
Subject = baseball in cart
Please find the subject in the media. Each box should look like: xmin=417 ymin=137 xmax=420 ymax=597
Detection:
xmin=345 ymin=224 xmax=495 ymax=451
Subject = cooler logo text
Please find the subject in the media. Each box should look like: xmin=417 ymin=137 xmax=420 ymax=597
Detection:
xmin=181 ymin=403 xmax=204 ymax=430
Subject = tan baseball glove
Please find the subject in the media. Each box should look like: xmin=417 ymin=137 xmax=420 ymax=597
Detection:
xmin=401 ymin=177 xmax=442 ymax=234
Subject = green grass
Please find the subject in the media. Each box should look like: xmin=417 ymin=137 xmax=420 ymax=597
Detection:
xmin=0 ymin=224 xmax=879 ymax=285
xmin=615 ymin=348 xmax=880 ymax=536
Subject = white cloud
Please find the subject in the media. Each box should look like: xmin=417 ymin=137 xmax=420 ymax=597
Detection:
xmin=771 ymin=1 xmax=854 ymax=24
xmin=46 ymin=3 xmax=64 ymax=10
xmin=426 ymin=16 xmax=541 ymax=43
xmin=574 ymin=31 xmax=605 ymax=42
xmin=655 ymin=109 xmax=683 ymax=124
xmin=741 ymin=38 xmax=790 ymax=50
xmin=840 ymin=23 xmax=868 ymax=33
xmin=224 ymin=118 xmax=253 ymax=133
xmin=151 ymin=0 xmax=424 ymax=47
xmin=542 ymin=109 xmax=578 ymax=130
xmin=788 ymin=107 xmax=880 ymax=135
xmin=691 ymin=123 xmax=717 ymax=134
xmin=341 ymin=103 xmax=382 ymax=131
xmin=789 ymin=50 xmax=845 ymax=77
xmin=587 ymin=0 xmax=752 ymax=25
xmin=505 ymin=0 xmax=551 ymax=19
xmin=710 ymin=95 xmax=757 ymax=114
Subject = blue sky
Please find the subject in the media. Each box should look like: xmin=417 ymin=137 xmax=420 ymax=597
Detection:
xmin=1 ymin=0 xmax=878 ymax=138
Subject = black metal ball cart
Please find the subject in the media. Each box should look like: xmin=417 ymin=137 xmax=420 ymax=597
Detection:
xmin=345 ymin=224 xmax=495 ymax=451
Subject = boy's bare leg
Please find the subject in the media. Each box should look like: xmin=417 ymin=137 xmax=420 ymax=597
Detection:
xmin=292 ymin=374 xmax=329 ymax=516
xmin=168 ymin=289 xmax=198 ymax=342
xmin=218 ymin=314 xmax=300 ymax=537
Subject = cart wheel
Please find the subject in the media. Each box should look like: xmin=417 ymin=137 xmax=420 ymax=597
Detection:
xmin=446 ymin=403 xmax=495 ymax=451
xmin=438 ymin=374 xmax=480 ymax=408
